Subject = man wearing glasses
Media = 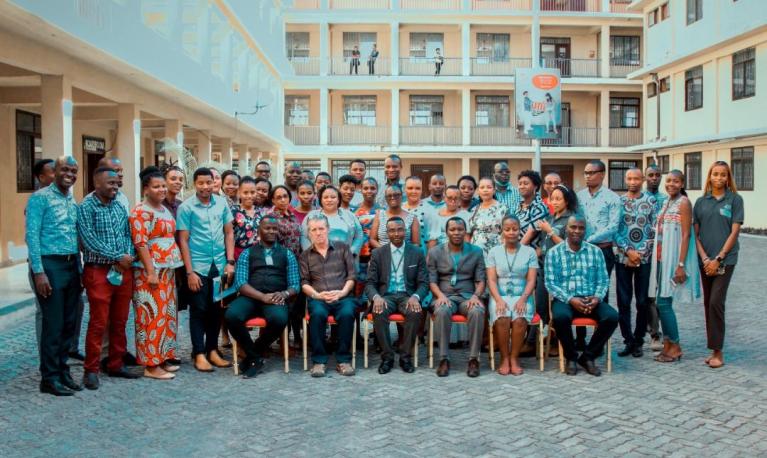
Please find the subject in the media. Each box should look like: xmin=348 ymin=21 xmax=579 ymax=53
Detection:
xmin=253 ymin=161 xmax=271 ymax=181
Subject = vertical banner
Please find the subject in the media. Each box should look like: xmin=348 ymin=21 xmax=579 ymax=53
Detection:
xmin=515 ymin=68 xmax=562 ymax=140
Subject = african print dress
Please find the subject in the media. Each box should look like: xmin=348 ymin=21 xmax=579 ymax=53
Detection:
xmin=130 ymin=203 xmax=184 ymax=367
xmin=467 ymin=201 xmax=507 ymax=259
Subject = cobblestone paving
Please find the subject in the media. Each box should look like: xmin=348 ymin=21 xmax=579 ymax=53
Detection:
xmin=1 ymin=237 xmax=766 ymax=457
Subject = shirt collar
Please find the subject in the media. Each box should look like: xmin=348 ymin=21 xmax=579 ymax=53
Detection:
xmin=311 ymin=241 xmax=335 ymax=254
xmin=390 ymin=243 xmax=404 ymax=255
xmin=564 ymin=241 xmax=587 ymax=254
xmin=704 ymin=190 xmax=732 ymax=200
xmin=192 ymin=193 xmax=216 ymax=208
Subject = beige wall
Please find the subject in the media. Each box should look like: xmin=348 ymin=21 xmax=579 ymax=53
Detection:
xmin=329 ymin=25 xmax=391 ymax=57
xmin=563 ymin=92 xmax=598 ymax=128
xmin=286 ymin=90 xmax=321 ymax=125
xmin=399 ymin=25 xmax=461 ymax=58
xmin=398 ymin=90 xmax=461 ymax=126
xmin=329 ymin=90 xmax=391 ymax=126
xmin=286 ymin=24 xmax=320 ymax=58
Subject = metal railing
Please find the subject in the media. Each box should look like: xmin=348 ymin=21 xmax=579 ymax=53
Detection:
xmin=609 ymin=0 xmax=632 ymax=13
xmin=540 ymin=127 xmax=600 ymax=147
xmin=330 ymin=0 xmax=390 ymax=8
xmin=401 ymin=0 xmax=461 ymax=8
xmin=331 ymin=57 xmax=390 ymax=76
xmin=400 ymin=126 xmax=462 ymax=145
xmin=285 ymin=125 xmax=320 ymax=145
xmin=329 ymin=125 xmax=391 ymax=145
xmin=471 ymin=57 xmax=533 ymax=76
xmin=541 ymin=57 xmax=600 ymax=77
xmin=610 ymin=60 xmax=642 ymax=78
xmin=399 ymin=57 xmax=462 ymax=76
xmin=540 ymin=0 xmax=601 ymax=12
xmin=471 ymin=126 xmax=531 ymax=146
xmin=288 ymin=57 xmax=321 ymax=75
xmin=609 ymin=127 xmax=642 ymax=147
xmin=471 ymin=0 xmax=532 ymax=9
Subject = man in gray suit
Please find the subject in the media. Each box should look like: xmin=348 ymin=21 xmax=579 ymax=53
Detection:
xmin=366 ymin=217 xmax=428 ymax=374
xmin=428 ymin=216 xmax=486 ymax=378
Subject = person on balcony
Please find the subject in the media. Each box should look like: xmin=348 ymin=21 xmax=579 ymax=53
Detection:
xmin=350 ymin=45 xmax=360 ymax=75
xmin=434 ymin=48 xmax=444 ymax=75
xmin=368 ymin=43 xmax=379 ymax=75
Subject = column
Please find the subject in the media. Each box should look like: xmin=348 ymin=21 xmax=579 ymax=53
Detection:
xmin=276 ymin=148 xmax=286 ymax=182
xmin=462 ymin=88 xmax=471 ymax=146
xmin=390 ymin=22 xmax=400 ymax=76
xmin=391 ymin=0 xmax=400 ymax=9
xmin=391 ymin=88 xmax=399 ymax=146
xmin=461 ymin=156 xmax=470 ymax=176
xmin=236 ymin=144 xmax=250 ymax=176
xmin=461 ymin=22 xmax=471 ymax=76
xmin=320 ymin=0 xmax=329 ymax=8
xmin=320 ymin=88 xmax=329 ymax=145
xmin=320 ymin=155 xmax=329 ymax=174
xmin=320 ymin=21 xmax=330 ymax=76
xmin=197 ymin=130 xmax=212 ymax=164
xmin=164 ymin=119 xmax=183 ymax=165
xmin=117 ymin=104 xmax=141 ymax=205
xmin=600 ymin=25 xmax=610 ymax=78
xmin=602 ymin=0 xmax=610 ymax=13
xmin=40 ymin=75 xmax=73 ymax=159
xmin=462 ymin=0 xmax=471 ymax=11
xmin=220 ymin=138 xmax=233 ymax=169
xmin=531 ymin=0 xmax=540 ymax=67
xmin=600 ymin=89 xmax=610 ymax=147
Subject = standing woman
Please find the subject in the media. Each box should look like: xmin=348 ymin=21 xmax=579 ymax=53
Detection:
xmin=653 ymin=170 xmax=700 ymax=363
xmin=402 ymin=176 xmax=438 ymax=253
xmin=517 ymin=170 xmax=549 ymax=245
xmin=354 ymin=177 xmax=382 ymax=294
xmin=369 ymin=184 xmax=419 ymax=249
xmin=268 ymin=185 xmax=302 ymax=258
xmin=210 ymin=167 xmax=222 ymax=195
xmin=301 ymin=185 xmax=363 ymax=254
xmin=253 ymin=177 xmax=273 ymax=215
xmin=694 ymin=161 xmax=743 ymax=369
xmin=486 ymin=215 xmax=538 ymax=375
xmin=130 ymin=167 xmax=184 ymax=380
xmin=161 ymin=165 xmax=185 ymax=218
xmin=221 ymin=170 xmax=240 ymax=207
xmin=435 ymin=185 xmax=472 ymax=246
xmin=231 ymin=177 xmax=261 ymax=260
xmin=292 ymin=181 xmax=316 ymax=224
xmin=467 ymin=177 xmax=507 ymax=260
xmin=458 ymin=175 xmax=480 ymax=212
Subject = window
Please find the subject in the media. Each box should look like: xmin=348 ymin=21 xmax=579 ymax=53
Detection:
xmin=292 ymin=160 xmax=322 ymax=175
xmin=16 ymin=110 xmax=42 ymax=193
xmin=732 ymin=47 xmax=756 ymax=100
xmin=651 ymin=155 xmax=670 ymax=174
xmin=331 ymin=159 xmax=385 ymax=185
xmin=660 ymin=76 xmax=670 ymax=93
xmin=731 ymin=147 xmax=754 ymax=190
xmin=476 ymin=33 xmax=510 ymax=61
xmin=610 ymin=36 xmax=641 ymax=66
xmin=475 ymin=96 xmax=510 ymax=127
xmin=286 ymin=32 xmax=310 ymax=59
xmin=660 ymin=3 xmax=670 ymax=20
xmin=610 ymin=98 xmax=640 ymax=128
xmin=479 ymin=159 xmax=506 ymax=179
xmin=284 ymin=95 xmax=310 ymax=126
xmin=686 ymin=0 xmax=702 ymax=25
xmin=409 ymin=95 xmax=444 ymax=126
xmin=648 ymin=9 xmax=658 ymax=27
xmin=609 ymin=160 xmax=638 ymax=191
xmin=685 ymin=152 xmax=702 ymax=190
xmin=647 ymin=82 xmax=657 ymax=98
xmin=685 ymin=66 xmax=703 ymax=111
xmin=343 ymin=32 xmax=377 ymax=59
xmin=343 ymin=95 xmax=377 ymax=126
xmin=409 ymin=33 xmax=444 ymax=59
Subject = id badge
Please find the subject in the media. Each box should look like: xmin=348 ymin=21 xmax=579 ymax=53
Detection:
xmin=265 ymin=255 xmax=274 ymax=266
xmin=450 ymin=273 xmax=457 ymax=286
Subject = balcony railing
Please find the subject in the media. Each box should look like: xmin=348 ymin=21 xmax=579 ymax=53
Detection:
xmin=541 ymin=0 xmax=601 ymax=12
xmin=401 ymin=0 xmax=461 ymax=8
xmin=541 ymin=57 xmax=600 ymax=77
xmin=400 ymin=126 xmax=462 ymax=145
xmin=610 ymin=59 xmax=642 ymax=78
xmin=399 ymin=58 xmax=462 ymax=76
xmin=329 ymin=125 xmax=390 ymax=145
xmin=609 ymin=0 xmax=632 ymax=13
xmin=285 ymin=125 xmax=320 ymax=145
xmin=471 ymin=57 xmax=533 ymax=76
xmin=609 ymin=127 xmax=642 ymax=147
xmin=471 ymin=0 xmax=532 ymax=9
xmin=471 ymin=126 xmax=531 ymax=146
xmin=288 ymin=57 xmax=321 ymax=76
xmin=540 ymin=127 xmax=600 ymax=147
xmin=331 ymin=57 xmax=390 ymax=76
xmin=330 ymin=0 xmax=390 ymax=8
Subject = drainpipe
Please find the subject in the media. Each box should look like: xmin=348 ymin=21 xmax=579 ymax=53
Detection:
xmin=651 ymin=72 xmax=660 ymax=141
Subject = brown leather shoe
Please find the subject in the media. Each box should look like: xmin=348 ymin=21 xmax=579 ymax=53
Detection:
xmin=208 ymin=350 xmax=232 ymax=368
xmin=436 ymin=358 xmax=450 ymax=377
xmin=467 ymin=358 xmax=480 ymax=378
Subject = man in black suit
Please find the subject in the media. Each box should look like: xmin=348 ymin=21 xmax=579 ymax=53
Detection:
xmin=365 ymin=217 xmax=429 ymax=374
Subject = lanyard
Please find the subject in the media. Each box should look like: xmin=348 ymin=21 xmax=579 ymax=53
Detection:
xmin=449 ymin=245 xmax=467 ymax=286
xmin=391 ymin=248 xmax=404 ymax=280
xmin=504 ymin=246 xmax=520 ymax=275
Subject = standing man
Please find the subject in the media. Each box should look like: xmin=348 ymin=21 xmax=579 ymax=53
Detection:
xmin=424 ymin=174 xmax=447 ymax=210
xmin=177 ymin=167 xmax=236 ymax=372
xmin=97 ymin=157 xmax=130 ymax=213
xmin=645 ymin=163 xmax=667 ymax=351
xmin=284 ymin=162 xmax=303 ymax=207
xmin=365 ymin=217 xmax=429 ymax=374
xmin=522 ymin=91 xmax=533 ymax=134
xmin=254 ymin=161 xmax=271 ymax=181
xmin=368 ymin=43 xmax=379 ymax=75
xmin=493 ymin=162 xmax=521 ymax=216
xmin=299 ymin=214 xmax=357 ymax=377
xmin=542 ymin=172 xmax=562 ymax=214
xmin=614 ymin=168 xmax=657 ymax=358
xmin=376 ymin=154 xmax=404 ymax=208
xmin=429 ymin=217 xmax=486 ymax=378
xmin=349 ymin=159 xmax=367 ymax=207
xmin=78 ymin=167 xmax=139 ymax=389
xmin=26 ymin=156 xmax=82 ymax=396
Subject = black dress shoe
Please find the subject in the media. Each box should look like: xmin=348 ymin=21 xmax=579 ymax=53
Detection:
xmin=242 ymin=359 xmax=264 ymax=379
xmin=577 ymin=356 xmax=602 ymax=376
xmin=575 ymin=339 xmax=586 ymax=352
xmin=123 ymin=352 xmax=139 ymax=366
xmin=467 ymin=358 xmax=480 ymax=378
xmin=166 ymin=358 xmax=181 ymax=365
xmin=378 ymin=359 xmax=394 ymax=375
xmin=399 ymin=358 xmax=415 ymax=373
xmin=632 ymin=346 xmax=644 ymax=358
xmin=436 ymin=358 xmax=450 ymax=377
xmin=40 ymin=380 xmax=75 ymax=396
xmin=60 ymin=373 xmax=83 ymax=391
xmin=68 ymin=351 xmax=85 ymax=361
xmin=565 ymin=360 xmax=578 ymax=376
xmin=83 ymin=372 xmax=100 ymax=390
xmin=617 ymin=345 xmax=634 ymax=357
xmin=107 ymin=367 xmax=141 ymax=379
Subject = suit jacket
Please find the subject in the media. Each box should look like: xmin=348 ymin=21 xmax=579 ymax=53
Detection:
xmin=427 ymin=242 xmax=486 ymax=299
xmin=365 ymin=242 xmax=429 ymax=301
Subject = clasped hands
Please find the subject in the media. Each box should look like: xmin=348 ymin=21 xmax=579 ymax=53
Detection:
xmin=372 ymin=294 xmax=421 ymax=314
xmin=569 ymin=296 xmax=599 ymax=314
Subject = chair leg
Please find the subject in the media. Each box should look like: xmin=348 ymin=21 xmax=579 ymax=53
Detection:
xmin=428 ymin=316 xmax=434 ymax=369
xmin=607 ymin=339 xmax=612 ymax=373
xmin=351 ymin=320 xmax=357 ymax=370
xmin=538 ymin=321 xmax=544 ymax=372
xmin=413 ymin=333 xmax=419 ymax=368
xmin=558 ymin=338 xmax=565 ymax=373
xmin=232 ymin=338 xmax=239 ymax=375
xmin=364 ymin=318 xmax=369 ymax=369
xmin=302 ymin=317 xmax=308 ymax=371
xmin=488 ymin=321 xmax=495 ymax=371
xmin=283 ymin=326 xmax=289 ymax=374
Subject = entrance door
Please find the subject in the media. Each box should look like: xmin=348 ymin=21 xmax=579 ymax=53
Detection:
xmin=541 ymin=39 xmax=571 ymax=77
xmin=541 ymin=164 xmax=574 ymax=190
xmin=85 ymin=152 xmax=105 ymax=194
xmin=410 ymin=164 xmax=444 ymax=198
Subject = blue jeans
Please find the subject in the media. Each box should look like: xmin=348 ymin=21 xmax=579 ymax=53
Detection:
xmin=655 ymin=296 xmax=679 ymax=344
xmin=307 ymin=297 xmax=357 ymax=364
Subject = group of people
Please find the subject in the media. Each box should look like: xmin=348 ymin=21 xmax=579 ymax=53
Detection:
xmin=25 ymin=152 xmax=743 ymax=396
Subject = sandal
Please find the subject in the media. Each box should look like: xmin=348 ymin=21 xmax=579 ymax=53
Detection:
xmin=163 ymin=364 xmax=180 ymax=372
xmin=144 ymin=370 xmax=175 ymax=380
xmin=708 ymin=357 xmax=724 ymax=369
xmin=654 ymin=353 xmax=682 ymax=363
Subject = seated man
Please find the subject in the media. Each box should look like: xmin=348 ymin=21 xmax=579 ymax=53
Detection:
xmin=365 ymin=217 xmax=429 ymax=374
xmin=225 ymin=216 xmax=298 ymax=379
xmin=299 ymin=213 xmax=357 ymax=377
xmin=545 ymin=215 xmax=618 ymax=376
xmin=428 ymin=217 xmax=486 ymax=378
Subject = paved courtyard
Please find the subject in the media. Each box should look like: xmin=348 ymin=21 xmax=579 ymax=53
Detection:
xmin=1 ymin=237 xmax=766 ymax=457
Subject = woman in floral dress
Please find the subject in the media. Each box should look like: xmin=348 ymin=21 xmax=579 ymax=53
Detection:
xmin=232 ymin=176 xmax=262 ymax=260
xmin=467 ymin=177 xmax=507 ymax=259
xmin=268 ymin=185 xmax=302 ymax=258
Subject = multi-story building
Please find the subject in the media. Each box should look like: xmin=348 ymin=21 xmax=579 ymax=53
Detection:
xmin=281 ymin=0 xmax=645 ymax=190
xmin=629 ymin=0 xmax=766 ymax=228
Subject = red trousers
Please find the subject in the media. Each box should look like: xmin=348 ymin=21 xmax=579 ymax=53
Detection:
xmin=83 ymin=264 xmax=133 ymax=373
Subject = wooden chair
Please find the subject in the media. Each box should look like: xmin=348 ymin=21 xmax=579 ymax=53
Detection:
xmin=488 ymin=313 xmax=545 ymax=371
xmin=231 ymin=318 xmax=290 ymax=375
xmin=362 ymin=313 xmax=419 ymax=369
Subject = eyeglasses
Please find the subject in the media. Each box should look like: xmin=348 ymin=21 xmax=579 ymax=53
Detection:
xmin=584 ymin=170 xmax=605 ymax=176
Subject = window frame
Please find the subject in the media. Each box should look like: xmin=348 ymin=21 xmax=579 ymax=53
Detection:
xmin=609 ymin=97 xmax=641 ymax=128
xmin=686 ymin=0 xmax=702 ymax=25
xmin=284 ymin=95 xmax=310 ymax=126
xmin=474 ymin=95 xmax=510 ymax=127
xmin=409 ymin=95 xmax=445 ymax=126
xmin=684 ymin=152 xmax=702 ymax=190
xmin=343 ymin=95 xmax=377 ymax=126
xmin=659 ymin=76 xmax=670 ymax=93
xmin=685 ymin=66 xmax=703 ymax=111
xmin=648 ymin=8 xmax=658 ymax=27
xmin=16 ymin=109 xmax=42 ymax=193
xmin=285 ymin=32 xmax=310 ymax=59
xmin=608 ymin=160 xmax=639 ymax=192
xmin=660 ymin=3 xmax=670 ymax=20
xmin=732 ymin=47 xmax=756 ymax=101
xmin=647 ymin=82 xmax=657 ymax=98
xmin=610 ymin=35 xmax=641 ymax=66
xmin=731 ymin=146 xmax=754 ymax=191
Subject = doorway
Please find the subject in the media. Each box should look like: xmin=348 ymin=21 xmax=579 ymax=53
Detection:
xmin=541 ymin=164 xmax=574 ymax=190
xmin=410 ymin=164 xmax=444 ymax=198
xmin=541 ymin=38 xmax=571 ymax=77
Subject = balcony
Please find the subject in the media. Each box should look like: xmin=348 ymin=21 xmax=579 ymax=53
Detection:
xmin=291 ymin=0 xmax=320 ymax=8
xmin=610 ymin=59 xmax=642 ymax=78
xmin=400 ymin=58 xmax=461 ymax=76
xmin=330 ymin=0 xmax=390 ymax=8
xmin=471 ymin=127 xmax=531 ymax=146
xmin=285 ymin=125 xmax=320 ymax=145
xmin=330 ymin=57 xmax=391 ymax=76
xmin=471 ymin=0 xmax=531 ymax=10
xmin=609 ymin=127 xmax=642 ymax=147
xmin=471 ymin=58 xmax=533 ymax=76
xmin=540 ymin=127 xmax=600 ymax=147
xmin=609 ymin=0 xmax=632 ymax=13
xmin=329 ymin=125 xmax=390 ymax=145
xmin=401 ymin=0 xmax=461 ymax=8
xmin=400 ymin=126 xmax=462 ymax=145
xmin=541 ymin=0 xmax=601 ymax=12
xmin=541 ymin=57 xmax=600 ymax=77
xmin=288 ymin=57 xmax=321 ymax=76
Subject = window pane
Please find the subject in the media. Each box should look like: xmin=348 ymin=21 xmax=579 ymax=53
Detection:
xmin=475 ymin=96 xmax=509 ymax=126
xmin=285 ymin=96 xmax=310 ymax=125
xmin=343 ymin=95 xmax=377 ymax=126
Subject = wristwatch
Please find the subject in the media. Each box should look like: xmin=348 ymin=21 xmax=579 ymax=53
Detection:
xmin=715 ymin=255 xmax=724 ymax=263
xmin=677 ymin=262 xmax=685 ymax=268
xmin=226 ymin=259 xmax=236 ymax=266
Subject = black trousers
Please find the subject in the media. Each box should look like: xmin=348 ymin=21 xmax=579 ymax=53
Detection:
xmin=372 ymin=293 xmax=420 ymax=362
xmin=225 ymin=296 xmax=288 ymax=361
xmin=615 ymin=262 xmax=650 ymax=347
xmin=700 ymin=264 xmax=736 ymax=351
xmin=188 ymin=264 xmax=222 ymax=356
xmin=552 ymin=299 xmax=618 ymax=362
xmin=36 ymin=255 xmax=81 ymax=382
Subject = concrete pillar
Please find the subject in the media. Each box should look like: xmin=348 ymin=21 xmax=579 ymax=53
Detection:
xmin=462 ymin=22 xmax=471 ymax=76
xmin=462 ymin=89 xmax=471 ymax=146
xmin=391 ymin=88 xmax=399 ymax=146
xmin=392 ymin=0 xmax=400 ymax=9
xmin=41 ymin=75 xmax=73 ymax=158
xmin=461 ymin=156 xmax=471 ymax=176
xmin=221 ymin=138 xmax=233 ymax=169
xmin=320 ymin=88 xmax=329 ymax=145
xmin=600 ymin=25 xmax=610 ymax=78
xmin=320 ymin=155 xmax=329 ymax=173
xmin=197 ymin=130 xmax=212 ymax=164
xmin=117 ymin=104 xmax=141 ymax=205
xmin=164 ymin=119 xmax=183 ymax=165
xmin=602 ymin=0 xmax=610 ymax=13
xmin=600 ymin=89 xmax=610 ymax=147
xmin=320 ymin=21 xmax=330 ymax=76
xmin=276 ymin=148 xmax=285 ymax=181
xmin=462 ymin=0 xmax=471 ymax=11
xmin=391 ymin=22 xmax=400 ymax=76
xmin=236 ymin=144 xmax=250 ymax=177
xmin=532 ymin=1 xmax=540 ymax=68
xmin=320 ymin=0 xmax=329 ymax=8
